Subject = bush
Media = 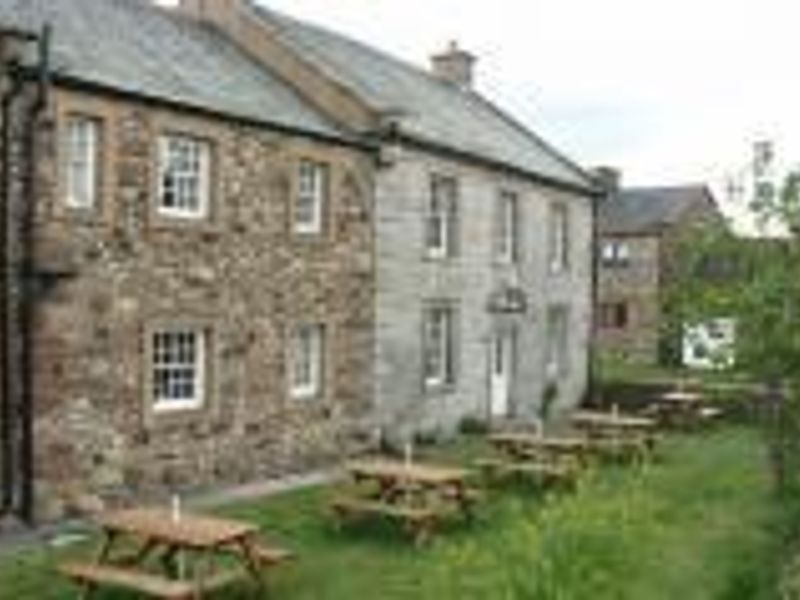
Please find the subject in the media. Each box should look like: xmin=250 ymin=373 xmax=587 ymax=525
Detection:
xmin=458 ymin=416 xmax=489 ymax=436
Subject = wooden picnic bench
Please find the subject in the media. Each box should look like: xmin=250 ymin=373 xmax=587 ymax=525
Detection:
xmin=647 ymin=391 xmax=724 ymax=429
xmin=58 ymin=508 xmax=293 ymax=599
xmin=330 ymin=459 xmax=479 ymax=546
xmin=570 ymin=410 xmax=659 ymax=460
xmin=478 ymin=433 xmax=584 ymax=488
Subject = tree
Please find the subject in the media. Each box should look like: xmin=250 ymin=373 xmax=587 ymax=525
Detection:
xmin=664 ymin=172 xmax=800 ymax=493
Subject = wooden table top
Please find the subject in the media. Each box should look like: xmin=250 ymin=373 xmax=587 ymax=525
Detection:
xmin=659 ymin=391 xmax=704 ymax=404
xmin=489 ymin=433 xmax=589 ymax=450
xmin=571 ymin=411 xmax=656 ymax=429
xmin=346 ymin=459 xmax=468 ymax=485
xmin=96 ymin=508 xmax=258 ymax=549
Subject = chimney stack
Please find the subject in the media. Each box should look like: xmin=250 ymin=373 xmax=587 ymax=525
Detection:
xmin=176 ymin=0 xmax=242 ymax=34
xmin=431 ymin=41 xmax=476 ymax=89
xmin=593 ymin=166 xmax=622 ymax=197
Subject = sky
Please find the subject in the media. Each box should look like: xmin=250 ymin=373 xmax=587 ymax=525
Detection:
xmin=161 ymin=0 xmax=800 ymax=201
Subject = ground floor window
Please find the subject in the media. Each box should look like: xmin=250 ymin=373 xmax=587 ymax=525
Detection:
xmin=290 ymin=324 xmax=325 ymax=400
xmin=152 ymin=328 xmax=206 ymax=412
xmin=423 ymin=304 xmax=457 ymax=388
xmin=599 ymin=302 xmax=629 ymax=329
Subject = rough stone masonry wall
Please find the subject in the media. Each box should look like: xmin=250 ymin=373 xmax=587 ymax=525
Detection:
xmin=26 ymin=88 xmax=375 ymax=519
xmin=596 ymin=234 xmax=662 ymax=364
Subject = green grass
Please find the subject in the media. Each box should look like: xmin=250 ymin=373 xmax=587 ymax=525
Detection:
xmin=0 ymin=427 xmax=787 ymax=599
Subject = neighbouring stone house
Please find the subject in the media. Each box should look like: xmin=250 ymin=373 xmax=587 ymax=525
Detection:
xmin=182 ymin=0 xmax=598 ymax=436
xmin=595 ymin=168 xmax=723 ymax=364
xmin=0 ymin=0 xmax=376 ymax=521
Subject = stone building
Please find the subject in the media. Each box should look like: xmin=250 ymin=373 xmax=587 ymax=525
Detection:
xmin=596 ymin=170 xmax=722 ymax=364
xmin=0 ymin=0 xmax=597 ymax=521
xmin=193 ymin=1 xmax=598 ymax=435
xmin=0 ymin=0 xmax=375 ymax=521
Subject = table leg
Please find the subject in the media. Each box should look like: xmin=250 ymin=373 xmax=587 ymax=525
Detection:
xmin=79 ymin=531 xmax=117 ymax=600
xmin=453 ymin=483 xmax=474 ymax=522
xmin=160 ymin=545 xmax=180 ymax=579
xmin=236 ymin=537 xmax=267 ymax=597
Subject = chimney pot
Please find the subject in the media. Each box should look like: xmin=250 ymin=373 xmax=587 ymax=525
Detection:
xmin=431 ymin=41 xmax=476 ymax=89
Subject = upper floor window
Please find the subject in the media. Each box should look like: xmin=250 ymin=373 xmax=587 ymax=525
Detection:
xmin=63 ymin=115 xmax=100 ymax=209
xmin=423 ymin=304 xmax=457 ymax=388
xmin=295 ymin=160 xmax=329 ymax=234
xmin=496 ymin=190 xmax=519 ymax=263
xmin=548 ymin=204 xmax=569 ymax=274
xmin=601 ymin=240 xmax=631 ymax=267
xmin=426 ymin=176 xmax=458 ymax=259
xmin=152 ymin=328 xmax=206 ymax=412
xmin=157 ymin=134 xmax=211 ymax=219
xmin=290 ymin=324 xmax=325 ymax=400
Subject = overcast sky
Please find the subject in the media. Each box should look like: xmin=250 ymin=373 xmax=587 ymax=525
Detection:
xmin=163 ymin=0 xmax=800 ymax=196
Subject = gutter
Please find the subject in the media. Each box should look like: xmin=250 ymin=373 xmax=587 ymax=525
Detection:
xmin=382 ymin=129 xmax=603 ymax=200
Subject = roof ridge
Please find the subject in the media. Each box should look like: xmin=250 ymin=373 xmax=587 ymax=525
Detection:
xmin=249 ymin=0 xmax=468 ymax=100
xmin=248 ymin=1 xmax=594 ymax=190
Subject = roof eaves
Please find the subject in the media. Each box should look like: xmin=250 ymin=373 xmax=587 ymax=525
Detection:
xmin=389 ymin=129 xmax=598 ymax=198
xmin=37 ymin=68 xmax=377 ymax=153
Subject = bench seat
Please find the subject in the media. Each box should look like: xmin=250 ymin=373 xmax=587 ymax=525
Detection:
xmin=224 ymin=541 xmax=295 ymax=567
xmin=59 ymin=562 xmax=196 ymax=599
xmin=330 ymin=495 xmax=441 ymax=545
xmin=331 ymin=496 xmax=437 ymax=522
xmin=476 ymin=458 xmax=577 ymax=484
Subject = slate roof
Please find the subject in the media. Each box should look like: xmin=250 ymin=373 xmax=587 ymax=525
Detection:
xmin=0 ymin=0 xmax=348 ymax=141
xmin=599 ymin=185 xmax=717 ymax=234
xmin=249 ymin=3 xmax=595 ymax=193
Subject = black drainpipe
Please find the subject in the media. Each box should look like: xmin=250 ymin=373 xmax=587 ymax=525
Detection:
xmin=17 ymin=25 xmax=50 ymax=524
xmin=0 ymin=63 xmax=25 ymax=518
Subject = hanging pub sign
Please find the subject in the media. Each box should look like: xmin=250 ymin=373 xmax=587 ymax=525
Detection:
xmin=487 ymin=284 xmax=528 ymax=314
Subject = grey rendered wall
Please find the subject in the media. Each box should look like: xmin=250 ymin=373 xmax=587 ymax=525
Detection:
xmin=374 ymin=144 xmax=593 ymax=439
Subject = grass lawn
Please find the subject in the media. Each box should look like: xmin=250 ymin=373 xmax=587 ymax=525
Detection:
xmin=0 ymin=427 xmax=787 ymax=599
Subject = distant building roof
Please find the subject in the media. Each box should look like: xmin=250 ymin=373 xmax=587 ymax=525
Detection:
xmin=0 ymin=0 xmax=349 ymax=141
xmin=599 ymin=185 xmax=719 ymax=234
xmin=250 ymin=3 xmax=595 ymax=193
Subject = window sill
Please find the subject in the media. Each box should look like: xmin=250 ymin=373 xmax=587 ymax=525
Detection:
xmin=152 ymin=400 xmax=204 ymax=415
xmin=291 ymin=389 xmax=322 ymax=402
xmin=424 ymin=381 xmax=457 ymax=396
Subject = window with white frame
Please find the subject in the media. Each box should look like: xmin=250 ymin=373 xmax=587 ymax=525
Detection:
xmin=601 ymin=240 xmax=631 ymax=267
xmin=295 ymin=160 xmax=328 ymax=234
xmin=545 ymin=306 xmax=569 ymax=380
xmin=497 ymin=190 xmax=519 ymax=263
xmin=157 ymin=134 xmax=211 ymax=218
xmin=426 ymin=176 xmax=458 ymax=258
xmin=63 ymin=116 xmax=100 ymax=209
xmin=548 ymin=204 xmax=569 ymax=273
xmin=423 ymin=305 xmax=456 ymax=388
xmin=152 ymin=329 xmax=206 ymax=412
xmin=290 ymin=324 xmax=324 ymax=399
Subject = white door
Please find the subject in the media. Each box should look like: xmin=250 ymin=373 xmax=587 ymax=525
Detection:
xmin=490 ymin=333 xmax=513 ymax=418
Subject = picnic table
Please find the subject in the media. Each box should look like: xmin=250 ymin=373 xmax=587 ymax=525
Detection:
xmin=648 ymin=390 xmax=723 ymax=429
xmin=331 ymin=459 xmax=478 ymax=546
xmin=59 ymin=508 xmax=293 ymax=599
xmin=570 ymin=410 xmax=658 ymax=459
xmin=479 ymin=433 xmax=585 ymax=487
